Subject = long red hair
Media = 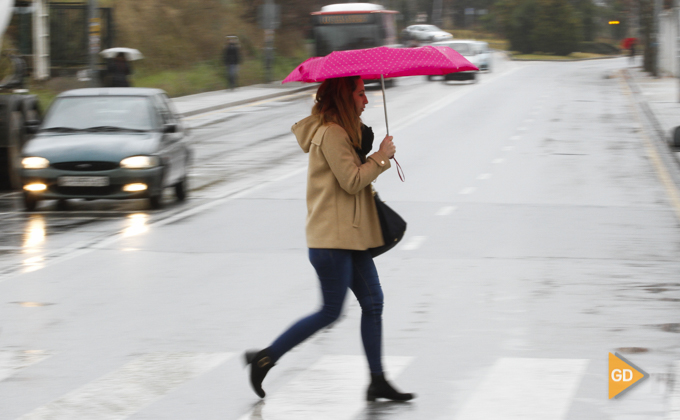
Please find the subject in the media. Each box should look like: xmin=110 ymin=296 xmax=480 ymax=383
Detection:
xmin=312 ymin=76 xmax=362 ymax=149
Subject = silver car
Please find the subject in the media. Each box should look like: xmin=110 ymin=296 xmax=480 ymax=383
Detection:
xmin=20 ymin=88 xmax=191 ymax=211
xmin=401 ymin=25 xmax=453 ymax=44
xmin=428 ymin=40 xmax=482 ymax=82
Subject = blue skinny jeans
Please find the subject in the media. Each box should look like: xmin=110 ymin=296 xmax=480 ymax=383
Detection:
xmin=268 ymin=248 xmax=385 ymax=374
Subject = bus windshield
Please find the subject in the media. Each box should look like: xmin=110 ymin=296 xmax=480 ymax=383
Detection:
xmin=315 ymin=24 xmax=380 ymax=56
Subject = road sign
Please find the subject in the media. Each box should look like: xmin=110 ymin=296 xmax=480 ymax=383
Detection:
xmin=89 ymin=17 xmax=101 ymax=54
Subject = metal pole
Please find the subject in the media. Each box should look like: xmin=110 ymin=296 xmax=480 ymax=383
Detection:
xmin=88 ymin=0 xmax=99 ymax=86
xmin=380 ymin=75 xmax=389 ymax=136
xmin=32 ymin=0 xmax=50 ymax=81
xmin=654 ymin=0 xmax=662 ymax=77
xmin=677 ymin=0 xmax=680 ymax=101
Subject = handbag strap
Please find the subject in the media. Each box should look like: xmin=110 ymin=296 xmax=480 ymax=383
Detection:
xmin=392 ymin=156 xmax=405 ymax=182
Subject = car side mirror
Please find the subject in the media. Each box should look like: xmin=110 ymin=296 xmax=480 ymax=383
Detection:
xmin=163 ymin=123 xmax=177 ymax=134
xmin=25 ymin=119 xmax=40 ymax=134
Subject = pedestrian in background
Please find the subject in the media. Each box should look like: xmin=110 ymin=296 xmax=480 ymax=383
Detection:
xmin=244 ymin=76 xmax=415 ymax=402
xmin=107 ymin=52 xmax=132 ymax=87
xmin=629 ymin=39 xmax=636 ymax=65
xmin=223 ymin=36 xmax=241 ymax=90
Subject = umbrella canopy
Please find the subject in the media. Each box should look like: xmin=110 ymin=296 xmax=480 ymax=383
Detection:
xmin=282 ymin=45 xmax=477 ymax=83
xmin=100 ymin=47 xmax=144 ymax=61
xmin=622 ymin=38 xmax=637 ymax=50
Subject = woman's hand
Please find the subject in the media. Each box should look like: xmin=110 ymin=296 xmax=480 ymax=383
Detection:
xmin=378 ymin=135 xmax=396 ymax=159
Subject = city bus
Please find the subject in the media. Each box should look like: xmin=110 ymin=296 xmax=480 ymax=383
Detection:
xmin=311 ymin=3 xmax=399 ymax=57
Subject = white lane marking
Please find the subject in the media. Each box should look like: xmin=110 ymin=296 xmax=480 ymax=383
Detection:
xmin=17 ymin=352 xmax=233 ymax=420
xmin=510 ymin=135 xmax=521 ymax=140
xmin=503 ymin=146 xmax=515 ymax=151
xmin=477 ymin=173 xmax=492 ymax=180
xmin=401 ymin=236 xmax=426 ymax=251
xmin=436 ymin=206 xmax=457 ymax=216
xmin=669 ymin=361 xmax=680 ymax=419
xmin=455 ymin=358 xmax=589 ymax=420
xmin=493 ymin=158 xmax=505 ymax=164
xmin=238 ymin=355 xmax=412 ymax=420
xmin=0 ymin=350 xmax=51 ymax=382
xmin=459 ymin=187 xmax=476 ymax=195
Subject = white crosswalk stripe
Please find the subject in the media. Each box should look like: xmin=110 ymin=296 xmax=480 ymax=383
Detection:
xmin=454 ymin=358 xmax=589 ymax=420
xmin=16 ymin=352 xmax=233 ymax=420
xmin=10 ymin=353 xmax=674 ymax=419
xmin=238 ymin=355 xmax=413 ymax=420
xmin=0 ymin=350 xmax=51 ymax=382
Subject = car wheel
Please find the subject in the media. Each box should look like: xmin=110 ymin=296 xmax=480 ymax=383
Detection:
xmin=23 ymin=193 xmax=37 ymax=212
xmin=175 ymin=177 xmax=187 ymax=202
xmin=149 ymin=193 xmax=163 ymax=210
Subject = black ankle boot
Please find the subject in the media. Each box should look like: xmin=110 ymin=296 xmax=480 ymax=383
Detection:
xmin=366 ymin=373 xmax=415 ymax=402
xmin=244 ymin=348 xmax=275 ymax=398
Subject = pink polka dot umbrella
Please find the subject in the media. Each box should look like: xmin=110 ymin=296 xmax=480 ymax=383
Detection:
xmin=282 ymin=46 xmax=478 ymax=136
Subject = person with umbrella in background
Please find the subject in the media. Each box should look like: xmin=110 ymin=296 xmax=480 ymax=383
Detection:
xmin=244 ymin=75 xmax=414 ymax=402
xmin=107 ymin=52 xmax=132 ymax=87
xmin=622 ymin=37 xmax=637 ymax=65
xmin=100 ymin=48 xmax=143 ymax=87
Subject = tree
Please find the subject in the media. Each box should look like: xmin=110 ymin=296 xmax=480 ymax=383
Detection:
xmin=493 ymin=0 xmax=538 ymax=53
xmin=532 ymin=0 xmax=582 ymax=55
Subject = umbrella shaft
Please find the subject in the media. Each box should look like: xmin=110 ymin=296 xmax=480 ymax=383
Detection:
xmin=380 ymin=75 xmax=389 ymax=137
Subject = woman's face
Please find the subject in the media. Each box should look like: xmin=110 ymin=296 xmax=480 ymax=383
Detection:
xmin=353 ymin=79 xmax=368 ymax=116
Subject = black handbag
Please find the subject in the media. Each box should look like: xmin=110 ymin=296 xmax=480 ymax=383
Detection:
xmin=369 ymin=190 xmax=407 ymax=257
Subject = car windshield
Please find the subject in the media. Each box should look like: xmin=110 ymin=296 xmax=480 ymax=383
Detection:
xmin=42 ymin=96 xmax=155 ymax=132
xmin=449 ymin=43 xmax=472 ymax=55
xmin=422 ymin=25 xmax=440 ymax=32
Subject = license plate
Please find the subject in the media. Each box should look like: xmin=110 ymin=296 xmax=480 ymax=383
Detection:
xmin=58 ymin=176 xmax=110 ymax=187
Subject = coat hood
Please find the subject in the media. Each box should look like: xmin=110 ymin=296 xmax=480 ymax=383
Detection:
xmin=292 ymin=115 xmax=323 ymax=153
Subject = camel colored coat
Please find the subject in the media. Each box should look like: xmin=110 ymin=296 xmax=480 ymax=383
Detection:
xmin=292 ymin=115 xmax=391 ymax=250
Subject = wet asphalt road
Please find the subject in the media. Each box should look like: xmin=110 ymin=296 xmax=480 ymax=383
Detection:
xmin=1 ymin=56 xmax=680 ymax=420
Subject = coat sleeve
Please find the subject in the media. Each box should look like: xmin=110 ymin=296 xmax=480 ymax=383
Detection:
xmin=320 ymin=125 xmax=391 ymax=195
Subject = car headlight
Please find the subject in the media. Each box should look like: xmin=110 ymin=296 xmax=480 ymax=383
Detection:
xmin=120 ymin=156 xmax=160 ymax=169
xmin=22 ymin=157 xmax=49 ymax=169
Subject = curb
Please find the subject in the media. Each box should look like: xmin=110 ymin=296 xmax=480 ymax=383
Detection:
xmin=622 ymin=69 xmax=680 ymax=169
xmin=179 ymin=84 xmax=318 ymax=118
xmin=510 ymin=54 xmax=623 ymax=62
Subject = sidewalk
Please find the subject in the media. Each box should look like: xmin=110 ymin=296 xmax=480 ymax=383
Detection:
xmin=624 ymin=67 xmax=680 ymax=166
xmin=171 ymin=81 xmax=316 ymax=117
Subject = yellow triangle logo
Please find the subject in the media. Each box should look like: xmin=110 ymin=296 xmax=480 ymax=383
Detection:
xmin=609 ymin=352 xmax=648 ymax=399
